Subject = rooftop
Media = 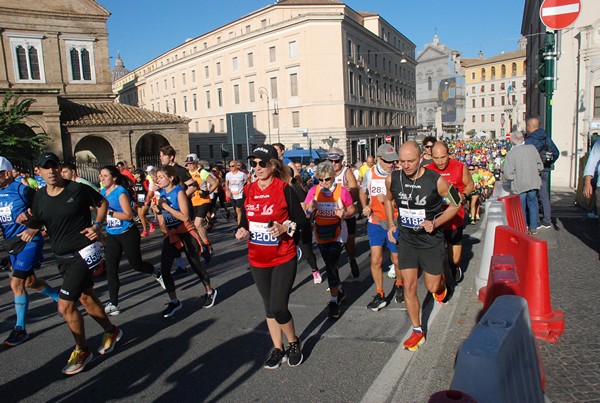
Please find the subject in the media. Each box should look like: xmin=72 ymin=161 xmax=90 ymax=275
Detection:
xmin=60 ymin=102 xmax=189 ymax=127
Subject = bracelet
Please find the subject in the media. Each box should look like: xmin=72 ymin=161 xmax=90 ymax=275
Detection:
xmin=283 ymin=220 xmax=297 ymax=236
xmin=305 ymin=208 xmax=312 ymax=216
xmin=93 ymin=221 xmax=103 ymax=228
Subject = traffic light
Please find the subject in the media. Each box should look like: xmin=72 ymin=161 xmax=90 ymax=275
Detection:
xmin=537 ymin=47 xmax=547 ymax=94
xmin=221 ymin=144 xmax=229 ymax=159
xmin=537 ymin=32 xmax=555 ymax=96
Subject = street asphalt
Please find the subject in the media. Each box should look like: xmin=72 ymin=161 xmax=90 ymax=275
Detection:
xmin=0 ymin=188 xmax=597 ymax=402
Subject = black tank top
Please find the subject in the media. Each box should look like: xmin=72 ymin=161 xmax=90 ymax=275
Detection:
xmin=389 ymin=168 xmax=444 ymax=247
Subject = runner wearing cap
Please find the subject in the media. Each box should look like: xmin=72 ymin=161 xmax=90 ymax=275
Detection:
xmin=327 ymin=147 xmax=360 ymax=278
xmin=0 ymin=156 xmax=60 ymax=347
xmin=359 ymin=144 xmax=404 ymax=311
xmin=17 ymin=152 xmax=122 ymax=375
xmin=185 ymin=155 xmax=218 ymax=254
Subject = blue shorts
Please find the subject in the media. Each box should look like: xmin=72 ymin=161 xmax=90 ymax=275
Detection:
xmin=10 ymin=241 xmax=43 ymax=272
xmin=368 ymin=222 xmax=399 ymax=253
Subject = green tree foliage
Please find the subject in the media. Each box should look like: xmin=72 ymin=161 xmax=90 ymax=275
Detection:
xmin=0 ymin=92 xmax=50 ymax=163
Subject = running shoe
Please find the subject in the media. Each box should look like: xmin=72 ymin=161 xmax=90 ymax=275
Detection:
xmin=433 ymin=286 xmax=447 ymax=305
xmin=149 ymin=222 xmax=157 ymax=233
xmin=140 ymin=230 xmax=149 ymax=238
xmin=264 ymin=347 xmax=286 ymax=369
xmin=350 ymin=258 xmax=360 ymax=278
xmin=296 ymin=246 xmax=303 ymax=262
xmin=104 ymin=303 xmax=121 ymax=316
xmin=4 ymin=326 xmax=29 ymax=347
xmin=529 ymin=229 xmax=538 ymax=236
xmin=387 ymin=265 xmax=396 ymax=279
xmin=395 ymin=285 xmax=405 ymax=304
xmin=337 ymin=288 xmax=346 ymax=304
xmin=367 ymin=294 xmax=387 ymax=311
xmin=403 ymin=330 xmax=425 ymax=351
xmin=163 ymin=300 xmax=182 ymax=318
xmin=453 ymin=266 xmax=464 ymax=284
xmin=470 ymin=219 xmax=476 ymax=225
xmin=0 ymin=257 xmax=10 ymax=271
xmin=62 ymin=349 xmax=93 ymax=375
xmin=155 ymin=270 xmax=167 ymax=289
xmin=312 ymin=270 xmax=322 ymax=284
xmin=98 ymin=326 xmax=123 ymax=355
xmin=538 ymin=223 xmax=552 ymax=229
xmin=170 ymin=266 xmax=187 ymax=277
xmin=287 ymin=338 xmax=303 ymax=367
xmin=207 ymin=243 xmax=214 ymax=255
xmin=328 ymin=301 xmax=340 ymax=319
xmin=203 ymin=289 xmax=218 ymax=308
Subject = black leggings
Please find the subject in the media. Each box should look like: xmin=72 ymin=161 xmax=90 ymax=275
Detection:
xmin=160 ymin=231 xmax=211 ymax=293
xmin=318 ymin=241 xmax=343 ymax=288
xmin=299 ymin=224 xmax=318 ymax=271
xmin=105 ymin=226 xmax=154 ymax=305
xmin=250 ymin=257 xmax=297 ymax=324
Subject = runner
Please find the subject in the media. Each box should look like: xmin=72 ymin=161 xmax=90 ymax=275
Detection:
xmin=305 ymin=161 xmax=355 ymax=319
xmin=0 ymin=156 xmax=60 ymax=346
xmin=17 ymin=152 xmax=122 ymax=375
xmin=359 ymin=145 xmax=404 ymax=312
xmin=428 ymin=142 xmax=474 ymax=283
xmin=132 ymin=169 xmax=151 ymax=237
xmin=225 ymin=159 xmax=248 ymax=226
xmin=151 ymin=165 xmax=217 ymax=318
xmin=99 ymin=165 xmax=164 ymax=316
xmin=235 ymin=145 xmax=305 ymax=369
xmin=60 ymin=162 xmax=99 ymax=191
xmin=327 ymin=147 xmax=360 ymax=278
xmin=384 ymin=141 xmax=460 ymax=351
xmin=185 ymin=155 xmax=217 ymax=255
xmin=420 ymin=136 xmax=436 ymax=166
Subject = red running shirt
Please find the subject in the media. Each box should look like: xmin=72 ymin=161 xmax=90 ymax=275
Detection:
xmin=427 ymin=158 xmax=466 ymax=229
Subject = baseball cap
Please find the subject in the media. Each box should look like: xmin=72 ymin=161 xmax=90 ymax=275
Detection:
xmin=0 ymin=156 xmax=13 ymax=172
xmin=184 ymin=153 xmax=199 ymax=164
xmin=145 ymin=165 xmax=155 ymax=172
xmin=247 ymin=145 xmax=278 ymax=161
xmin=36 ymin=152 xmax=61 ymax=168
xmin=376 ymin=144 xmax=398 ymax=161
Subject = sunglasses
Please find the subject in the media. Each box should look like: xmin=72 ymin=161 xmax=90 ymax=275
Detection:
xmin=319 ymin=177 xmax=333 ymax=182
xmin=250 ymin=160 xmax=269 ymax=168
xmin=328 ymin=159 xmax=342 ymax=164
xmin=424 ymin=145 xmax=433 ymax=149
xmin=229 ymin=165 xmax=236 ymax=167
xmin=381 ymin=159 xmax=397 ymax=164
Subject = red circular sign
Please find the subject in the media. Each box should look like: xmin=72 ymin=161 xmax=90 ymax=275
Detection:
xmin=540 ymin=0 xmax=581 ymax=30
xmin=385 ymin=135 xmax=392 ymax=143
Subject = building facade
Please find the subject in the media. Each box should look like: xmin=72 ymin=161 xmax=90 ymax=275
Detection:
xmin=0 ymin=0 xmax=189 ymax=171
xmin=522 ymin=0 xmax=600 ymax=190
xmin=112 ymin=0 xmax=417 ymax=163
xmin=463 ymin=42 xmax=527 ymax=139
xmin=416 ymin=34 xmax=466 ymax=137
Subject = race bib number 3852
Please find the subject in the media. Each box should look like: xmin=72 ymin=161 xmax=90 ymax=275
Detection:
xmin=248 ymin=221 xmax=278 ymax=246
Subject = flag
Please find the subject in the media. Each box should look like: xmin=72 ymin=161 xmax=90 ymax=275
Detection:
xmin=506 ymin=81 xmax=513 ymax=105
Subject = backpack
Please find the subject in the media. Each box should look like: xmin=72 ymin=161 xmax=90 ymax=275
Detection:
xmin=538 ymin=138 xmax=557 ymax=168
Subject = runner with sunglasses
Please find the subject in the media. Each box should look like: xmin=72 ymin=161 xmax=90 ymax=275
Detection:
xmin=235 ymin=145 xmax=306 ymax=369
xmin=305 ymin=161 xmax=355 ymax=319
xmin=421 ymin=136 xmax=436 ymax=166
xmin=327 ymin=147 xmax=360 ymax=278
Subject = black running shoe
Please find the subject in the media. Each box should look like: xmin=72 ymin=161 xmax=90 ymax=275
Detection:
xmin=395 ymin=285 xmax=405 ymax=304
xmin=328 ymin=301 xmax=340 ymax=319
xmin=287 ymin=338 xmax=303 ymax=367
xmin=350 ymin=258 xmax=360 ymax=278
xmin=203 ymin=289 xmax=217 ymax=308
xmin=453 ymin=266 xmax=464 ymax=284
xmin=367 ymin=294 xmax=387 ymax=311
xmin=163 ymin=300 xmax=182 ymax=318
xmin=264 ymin=347 xmax=286 ymax=369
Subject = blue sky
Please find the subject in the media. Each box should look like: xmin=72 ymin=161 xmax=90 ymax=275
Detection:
xmin=99 ymin=0 xmax=526 ymax=70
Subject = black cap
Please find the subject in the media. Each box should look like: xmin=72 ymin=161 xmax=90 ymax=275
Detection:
xmin=247 ymin=145 xmax=278 ymax=161
xmin=36 ymin=152 xmax=61 ymax=168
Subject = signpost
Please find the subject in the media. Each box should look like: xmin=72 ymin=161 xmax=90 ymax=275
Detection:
xmin=540 ymin=0 xmax=581 ymax=30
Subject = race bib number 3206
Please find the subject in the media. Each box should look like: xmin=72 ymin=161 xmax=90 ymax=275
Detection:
xmin=248 ymin=221 xmax=278 ymax=246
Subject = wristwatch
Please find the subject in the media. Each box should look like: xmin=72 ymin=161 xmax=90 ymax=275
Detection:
xmin=108 ymin=209 xmax=115 ymax=216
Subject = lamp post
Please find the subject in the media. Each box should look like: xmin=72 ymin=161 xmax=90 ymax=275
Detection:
xmin=273 ymin=100 xmax=280 ymax=143
xmin=258 ymin=87 xmax=271 ymax=143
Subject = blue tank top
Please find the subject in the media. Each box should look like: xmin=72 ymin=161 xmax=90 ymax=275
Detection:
xmin=101 ymin=185 xmax=133 ymax=235
xmin=0 ymin=179 xmax=43 ymax=246
xmin=159 ymin=185 xmax=184 ymax=228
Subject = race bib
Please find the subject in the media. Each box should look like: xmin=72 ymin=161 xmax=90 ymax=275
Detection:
xmin=316 ymin=202 xmax=337 ymax=217
xmin=249 ymin=221 xmax=278 ymax=246
xmin=0 ymin=206 xmax=13 ymax=225
xmin=163 ymin=211 xmax=179 ymax=226
xmin=398 ymin=207 xmax=426 ymax=229
xmin=78 ymin=242 xmax=104 ymax=269
xmin=370 ymin=179 xmax=386 ymax=196
xmin=107 ymin=215 xmax=123 ymax=230
xmin=137 ymin=193 xmax=146 ymax=203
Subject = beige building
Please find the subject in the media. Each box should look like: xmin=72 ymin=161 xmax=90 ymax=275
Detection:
xmin=463 ymin=41 xmax=527 ymax=139
xmin=112 ymin=0 xmax=417 ymax=163
xmin=0 ymin=0 xmax=189 ymax=171
xmin=522 ymin=0 xmax=600 ymax=190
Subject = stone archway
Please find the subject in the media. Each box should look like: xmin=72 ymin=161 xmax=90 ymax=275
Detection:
xmin=135 ymin=132 xmax=169 ymax=168
xmin=74 ymin=135 xmax=114 ymax=164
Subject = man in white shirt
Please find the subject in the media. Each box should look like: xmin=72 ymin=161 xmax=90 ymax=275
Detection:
xmin=225 ymin=160 xmax=248 ymax=225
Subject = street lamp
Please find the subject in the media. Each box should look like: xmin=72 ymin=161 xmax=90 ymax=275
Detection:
xmin=258 ymin=86 xmax=271 ymax=143
xmin=273 ymin=100 xmax=280 ymax=143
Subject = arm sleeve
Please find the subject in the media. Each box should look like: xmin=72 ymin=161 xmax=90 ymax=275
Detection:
xmin=583 ymin=141 xmax=600 ymax=177
xmin=341 ymin=188 xmax=354 ymax=207
xmin=284 ymin=184 xmax=308 ymax=243
xmin=304 ymin=186 xmax=317 ymax=205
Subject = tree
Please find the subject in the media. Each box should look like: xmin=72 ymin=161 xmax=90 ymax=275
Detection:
xmin=0 ymin=92 xmax=50 ymax=163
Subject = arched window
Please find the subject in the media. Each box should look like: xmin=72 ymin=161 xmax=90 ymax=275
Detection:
xmin=511 ymin=62 xmax=517 ymax=77
xmin=481 ymin=68 xmax=486 ymax=81
xmin=66 ymin=39 xmax=96 ymax=83
xmin=15 ymin=45 xmax=41 ymax=80
xmin=501 ymin=64 xmax=506 ymax=78
xmin=491 ymin=66 xmax=496 ymax=79
xmin=427 ymin=76 xmax=432 ymax=91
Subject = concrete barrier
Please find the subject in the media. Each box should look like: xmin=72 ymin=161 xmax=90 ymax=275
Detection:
xmin=498 ymin=194 xmax=527 ymax=233
xmin=490 ymin=180 xmax=510 ymax=200
xmin=451 ymin=295 xmax=545 ymax=403
xmin=475 ymin=200 xmax=507 ymax=295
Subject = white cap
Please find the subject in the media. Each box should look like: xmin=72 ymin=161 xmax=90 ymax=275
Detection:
xmin=0 ymin=156 xmax=13 ymax=172
xmin=145 ymin=165 xmax=155 ymax=172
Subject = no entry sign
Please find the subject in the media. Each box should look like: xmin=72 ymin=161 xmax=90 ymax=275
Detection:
xmin=540 ymin=0 xmax=581 ymax=30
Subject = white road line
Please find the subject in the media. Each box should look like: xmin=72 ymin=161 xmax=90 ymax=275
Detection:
xmin=541 ymin=3 xmax=580 ymax=17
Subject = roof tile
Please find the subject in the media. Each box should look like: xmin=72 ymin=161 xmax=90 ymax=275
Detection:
xmin=60 ymin=102 xmax=189 ymax=127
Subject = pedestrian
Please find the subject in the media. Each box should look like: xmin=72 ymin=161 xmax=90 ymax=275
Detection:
xmin=235 ymin=145 xmax=306 ymax=369
xmin=359 ymin=144 xmax=404 ymax=312
xmin=116 ymin=161 xmax=136 ymax=183
xmin=384 ymin=141 xmax=460 ymax=351
xmin=328 ymin=147 xmax=360 ymax=278
xmin=225 ymin=159 xmax=248 ymax=226
xmin=0 ymin=156 xmax=60 ymax=346
xmin=17 ymin=152 xmax=122 ymax=375
xmin=151 ymin=165 xmax=217 ymax=318
xmin=583 ymin=138 xmax=600 ymax=260
xmin=502 ymin=130 xmax=544 ymax=234
xmin=186 ymin=155 xmax=217 ymax=255
xmin=428 ymin=141 xmax=474 ymax=282
xmin=132 ymin=169 xmax=151 ymax=237
xmin=99 ymin=165 xmax=164 ymax=316
xmin=525 ymin=117 xmax=560 ymax=228
xmin=421 ymin=136 xmax=437 ymax=166
xmin=60 ymin=162 xmax=99 ymax=191
xmin=305 ymin=161 xmax=355 ymax=319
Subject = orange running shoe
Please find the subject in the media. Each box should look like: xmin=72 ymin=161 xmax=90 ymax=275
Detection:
xmin=403 ymin=331 xmax=425 ymax=351
xmin=432 ymin=285 xmax=447 ymax=305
